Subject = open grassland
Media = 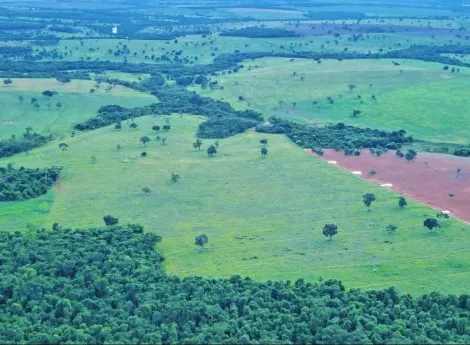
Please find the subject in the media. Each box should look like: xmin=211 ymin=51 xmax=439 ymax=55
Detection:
xmin=193 ymin=58 xmax=470 ymax=144
xmin=33 ymin=31 xmax=447 ymax=65
xmin=0 ymin=78 xmax=155 ymax=139
xmin=1 ymin=115 xmax=470 ymax=295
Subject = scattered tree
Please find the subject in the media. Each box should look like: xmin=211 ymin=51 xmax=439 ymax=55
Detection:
xmin=352 ymin=109 xmax=361 ymax=117
xmin=386 ymin=224 xmax=397 ymax=234
xmin=142 ymin=186 xmax=151 ymax=194
xmin=398 ymin=196 xmax=407 ymax=208
xmin=456 ymin=168 xmax=461 ymax=178
xmin=405 ymin=149 xmax=417 ymax=162
xmin=214 ymin=140 xmax=220 ymax=149
xmin=58 ymin=143 xmax=68 ymax=152
xmin=362 ymin=193 xmax=376 ymax=211
xmin=260 ymin=139 xmax=268 ymax=146
xmin=261 ymin=147 xmax=268 ymax=157
xmin=115 ymin=122 xmax=122 ymax=130
xmin=161 ymin=137 xmax=167 ymax=145
xmin=163 ymin=125 xmax=170 ymax=131
xmin=18 ymin=95 xmax=24 ymax=103
xmin=141 ymin=152 xmax=147 ymax=157
xmin=171 ymin=172 xmax=180 ymax=183
xmin=140 ymin=136 xmax=151 ymax=146
xmin=130 ymin=123 xmax=138 ymax=129
xmin=207 ymin=145 xmax=217 ymax=157
xmin=103 ymin=215 xmax=119 ymax=226
xmin=195 ymin=234 xmax=208 ymax=247
xmin=423 ymin=218 xmax=440 ymax=232
xmin=56 ymin=101 xmax=62 ymax=109
xmin=322 ymin=224 xmax=338 ymax=240
xmin=193 ymin=139 xmax=203 ymax=150
xmin=152 ymin=125 xmax=160 ymax=132
xmin=348 ymin=84 xmax=357 ymax=92
xmin=3 ymin=79 xmax=12 ymax=86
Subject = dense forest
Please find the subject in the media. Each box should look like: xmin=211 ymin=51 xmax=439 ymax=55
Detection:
xmin=0 ymin=224 xmax=469 ymax=344
xmin=0 ymin=165 xmax=61 ymax=202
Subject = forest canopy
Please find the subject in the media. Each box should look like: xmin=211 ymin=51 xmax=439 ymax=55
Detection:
xmin=0 ymin=225 xmax=468 ymax=344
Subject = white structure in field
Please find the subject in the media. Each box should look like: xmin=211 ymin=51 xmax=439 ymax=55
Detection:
xmin=112 ymin=26 xmax=118 ymax=34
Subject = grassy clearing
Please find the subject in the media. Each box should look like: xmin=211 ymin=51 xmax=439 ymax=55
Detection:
xmin=0 ymin=78 xmax=155 ymax=139
xmin=193 ymin=58 xmax=470 ymax=144
xmin=1 ymin=115 xmax=469 ymax=295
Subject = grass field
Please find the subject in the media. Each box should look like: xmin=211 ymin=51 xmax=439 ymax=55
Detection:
xmin=32 ymin=31 xmax=450 ymax=65
xmin=193 ymin=58 xmax=470 ymax=144
xmin=0 ymin=78 xmax=156 ymax=139
xmin=1 ymin=115 xmax=470 ymax=295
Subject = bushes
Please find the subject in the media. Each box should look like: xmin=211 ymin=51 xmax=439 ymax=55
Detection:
xmin=0 ymin=225 xmax=469 ymax=343
xmin=0 ymin=165 xmax=61 ymax=201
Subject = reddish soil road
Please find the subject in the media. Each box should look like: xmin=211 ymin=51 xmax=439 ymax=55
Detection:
xmin=305 ymin=149 xmax=470 ymax=223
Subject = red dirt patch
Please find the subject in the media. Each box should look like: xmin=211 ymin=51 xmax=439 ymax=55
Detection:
xmin=305 ymin=148 xmax=470 ymax=223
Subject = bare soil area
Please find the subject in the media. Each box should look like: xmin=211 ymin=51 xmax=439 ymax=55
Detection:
xmin=306 ymin=148 xmax=470 ymax=223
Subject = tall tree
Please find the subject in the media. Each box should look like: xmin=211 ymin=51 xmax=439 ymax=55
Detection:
xmin=140 ymin=136 xmax=151 ymax=146
xmin=362 ymin=193 xmax=376 ymax=211
xmin=398 ymin=196 xmax=407 ymax=208
xmin=195 ymin=234 xmax=208 ymax=247
xmin=207 ymin=145 xmax=217 ymax=157
xmin=322 ymin=224 xmax=338 ymax=240
xmin=103 ymin=215 xmax=119 ymax=226
xmin=261 ymin=147 xmax=268 ymax=157
xmin=171 ymin=172 xmax=180 ymax=183
xmin=423 ymin=218 xmax=440 ymax=232
xmin=259 ymin=139 xmax=268 ymax=146
xmin=58 ymin=143 xmax=68 ymax=152
xmin=193 ymin=139 xmax=203 ymax=150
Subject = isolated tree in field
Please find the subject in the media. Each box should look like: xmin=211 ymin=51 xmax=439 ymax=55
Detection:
xmin=103 ymin=215 xmax=119 ymax=226
xmin=152 ymin=125 xmax=160 ymax=132
xmin=59 ymin=143 xmax=68 ymax=152
xmin=405 ymin=149 xmax=417 ymax=162
xmin=261 ymin=147 xmax=268 ymax=157
xmin=260 ymin=139 xmax=268 ymax=146
xmin=398 ymin=196 xmax=407 ymax=208
xmin=214 ymin=140 xmax=220 ymax=149
xmin=141 ymin=152 xmax=147 ymax=157
xmin=18 ymin=95 xmax=24 ymax=103
xmin=140 ymin=136 xmax=151 ymax=146
xmin=386 ymin=224 xmax=397 ymax=234
xmin=352 ymin=109 xmax=361 ymax=117
xmin=348 ymin=84 xmax=356 ymax=92
xmin=195 ymin=234 xmax=208 ymax=247
xmin=362 ymin=193 xmax=376 ymax=211
xmin=34 ymin=103 xmax=40 ymax=111
xmin=56 ymin=101 xmax=62 ymax=109
xmin=171 ymin=172 xmax=180 ymax=183
xmin=47 ymin=103 xmax=51 ymax=110
xmin=293 ymin=101 xmax=297 ymax=108
xmin=163 ymin=125 xmax=170 ymax=131
xmin=423 ymin=218 xmax=440 ymax=232
xmin=130 ymin=123 xmax=138 ymax=129
xmin=42 ymin=90 xmax=55 ymax=97
xmin=142 ymin=186 xmax=151 ymax=194
xmin=238 ymin=96 xmax=244 ymax=102
xmin=207 ymin=145 xmax=217 ymax=157
xmin=456 ymin=168 xmax=462 ymax=178
xmin=193 ymin=138 xmax=203 ymax=150
xmin=323 ymin=224 xmax=338 ymax=240
xmin=161 ymin=137 xmax=167 ymax=145
xmin=31 ymin=97 xmax=38 ymax=104
xmin=116 ymin=144 xmax=121 ymax=151
xmin=3 ymin=79 xmax=12 ymax=86
xmin=115 ymin=122 xmax=122 ymax=130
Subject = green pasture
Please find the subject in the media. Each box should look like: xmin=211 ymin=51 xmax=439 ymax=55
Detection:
xmin=0 ymin=78 xmax=155 ymax=139
xmin=1 ymin=115 xmax=469 ymax=295
xmin=32 ymin=30 xmax=447 ymax=65
xmin=193 ymin=58 xmax=470 ymax=144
